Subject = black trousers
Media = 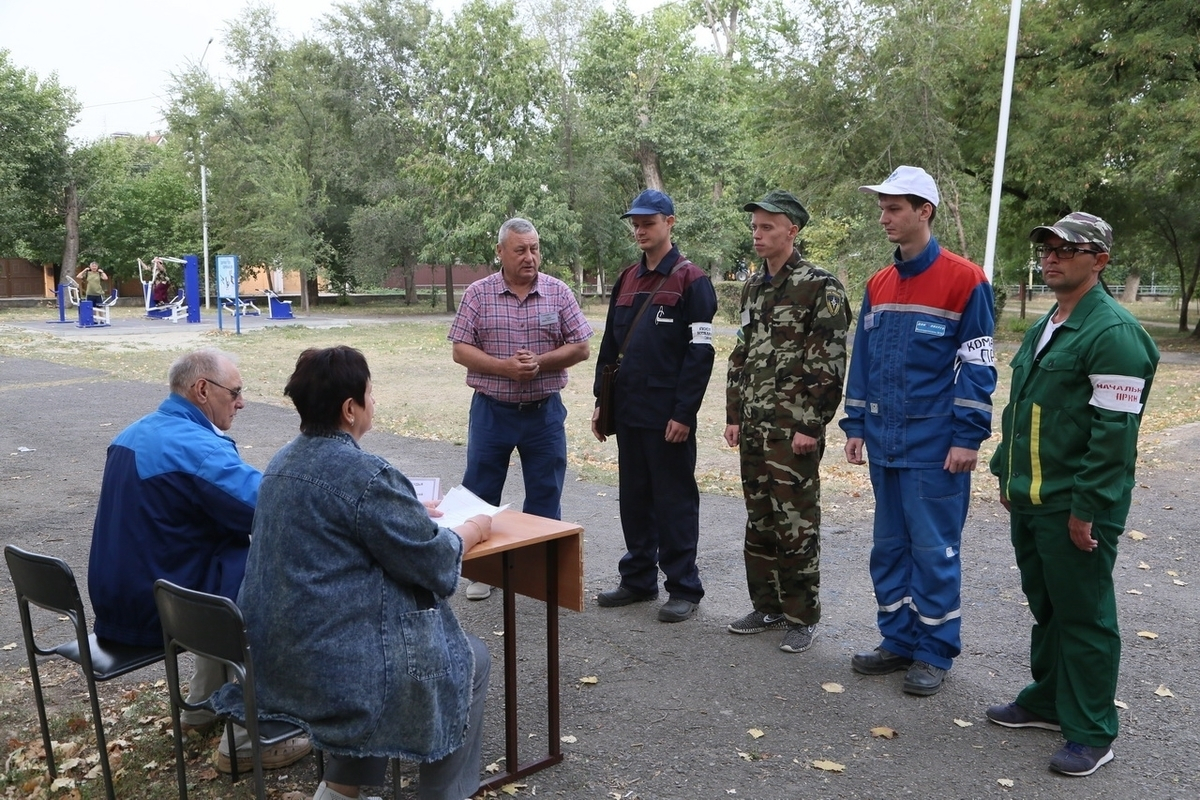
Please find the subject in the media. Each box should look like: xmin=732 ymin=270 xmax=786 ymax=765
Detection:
xmin=614 ymin=423 xmax=704 ymax=602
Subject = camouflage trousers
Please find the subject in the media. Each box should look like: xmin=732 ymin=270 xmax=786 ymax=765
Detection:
xmin=739 ymin=429 xmax=823 ymax=626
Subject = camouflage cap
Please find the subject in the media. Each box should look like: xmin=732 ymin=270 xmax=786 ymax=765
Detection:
xmin=1029 ymin=211 xmax=1113 ymax=252
xmin=743 ymin=190 xmax=810 ymax=230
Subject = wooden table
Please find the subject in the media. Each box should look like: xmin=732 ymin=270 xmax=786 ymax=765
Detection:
xmin=460 ymin=510 xmax=583 ymax=792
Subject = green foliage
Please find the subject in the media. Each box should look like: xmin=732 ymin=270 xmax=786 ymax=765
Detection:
xmin=0 ymin=50 xmax=79 ymax=261
xmin=72 ymin=137 xmax=198 ymax=280
xmin=714 ymin=278 xmax=745 ymax=323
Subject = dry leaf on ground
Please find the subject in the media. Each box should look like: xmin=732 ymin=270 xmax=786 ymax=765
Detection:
xmin=578 ymin=676 xmax=599 ymax=685
xmin=1114 ymin=700 xmax=1129 ymax=709
xmin=812 ymin=759 xmax=846 ymax=772
xmin=953 ymin=719 xmax=973 ymax=728
xmin=1137 ymin=631 xmax=1159 ymax=639
xmin=1155 ymin=685 xmax=1175 ymax=698
xmin=998 ymin=778 xmax=1015 ymax=788
xmin=870 ymin=726 xmax=898 ymax=739
xmin=821 ymin=682 xmax=845 ymax=693
xmin=747 ymin=728 xmax=764 ymax=739
xmin=1128 ymin=530 xmax=1147 ymax=541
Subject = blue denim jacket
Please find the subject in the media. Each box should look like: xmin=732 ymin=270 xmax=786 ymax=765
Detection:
xmin=214 ymin=431 xmax=474 ymax=761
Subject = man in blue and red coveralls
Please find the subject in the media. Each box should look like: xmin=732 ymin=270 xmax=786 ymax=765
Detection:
xmin=591 ymin=189 xmax=718 ymax=623
xmin=840 ymin=166 xmax=997 ymax=695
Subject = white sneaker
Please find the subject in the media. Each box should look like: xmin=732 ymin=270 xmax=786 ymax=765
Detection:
xmin=313 ymin=782 xmax=357 ymax=800
xmin=465 ymin=581 xmax=492 ymax=600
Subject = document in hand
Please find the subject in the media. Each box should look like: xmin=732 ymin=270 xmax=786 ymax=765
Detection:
xmin=435 ymin=485 xmax=509 ymax=528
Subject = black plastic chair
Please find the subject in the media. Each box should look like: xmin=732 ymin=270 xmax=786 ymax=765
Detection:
xmin=3 ymin=545 xmax=165 ymax=800
xmin=153 ymin=579 xmax=310 ymax=800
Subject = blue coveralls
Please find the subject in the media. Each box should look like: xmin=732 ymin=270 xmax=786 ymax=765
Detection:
xmin=839 ymin=238 xmax=996 ymax=670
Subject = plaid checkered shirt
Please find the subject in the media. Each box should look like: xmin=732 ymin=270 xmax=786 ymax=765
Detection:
xmin=448 ymin=271 xmax=592 ymax=402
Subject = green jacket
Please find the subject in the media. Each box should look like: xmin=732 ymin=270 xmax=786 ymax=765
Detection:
xmin=726 ymin=250 xmax=850 ymax=440
xmin=990 ymin=282 xmax=1158 ymax=521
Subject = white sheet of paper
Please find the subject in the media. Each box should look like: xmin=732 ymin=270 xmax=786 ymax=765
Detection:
xmin=435 ymin=484 xmax=509 ymax=528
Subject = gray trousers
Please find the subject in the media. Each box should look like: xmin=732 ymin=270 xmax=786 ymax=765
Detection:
xmin=183 ymin=656 xmax=251 ymax=750
xmin=324 ymin=634 xmax=491 ymax=800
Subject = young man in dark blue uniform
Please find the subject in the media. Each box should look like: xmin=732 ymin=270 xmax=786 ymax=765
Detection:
xmin=591 ymin=189 xmax=718 ymax=623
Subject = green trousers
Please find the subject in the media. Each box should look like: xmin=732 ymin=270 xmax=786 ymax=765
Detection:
xmin=739 ymin=431 xmax=822 ymax=626
xmin=1009 ymin=502 xmax=1127 ymax=747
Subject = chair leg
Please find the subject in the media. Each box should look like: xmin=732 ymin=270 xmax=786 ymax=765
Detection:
xmin=83 ymin=670 xmax=117 ymax=800
xmin=169 ymin=708 xmax=190 ymax=800
xmin=391 ymin=757 xmax=402 ymax=800
xmin=225 ymin=722 xmax=241 ymax=782
xmin=25 ymin=652 xmax=57 ymax=780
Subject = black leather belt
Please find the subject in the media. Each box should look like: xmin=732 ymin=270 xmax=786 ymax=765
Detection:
xmin=482 ymin=393 xmax=552 ymax=412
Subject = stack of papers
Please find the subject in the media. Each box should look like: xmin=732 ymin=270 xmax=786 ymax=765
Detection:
xmin=433 ymin=484 xmax=509 ymax=528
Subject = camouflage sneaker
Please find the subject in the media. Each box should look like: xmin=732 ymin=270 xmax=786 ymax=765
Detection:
xmin=727 ymin=611 xmax=789 ymax=635
xmin=779 ymin=624 xmax=817 ymax=653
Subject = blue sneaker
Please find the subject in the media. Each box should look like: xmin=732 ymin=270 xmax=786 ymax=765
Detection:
xmin=1049 ymin=741 xmax=1114 ymax=776
xmin=986 ymin=702 xmax=1061 ymax=731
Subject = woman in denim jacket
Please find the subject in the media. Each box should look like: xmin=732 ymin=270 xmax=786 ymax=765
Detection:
xmin=228 ymin=346 xmax=493 ymax=800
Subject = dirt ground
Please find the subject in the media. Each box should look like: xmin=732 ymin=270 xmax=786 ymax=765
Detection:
xmin=2 ymin=316 xmax=1198 ymax=799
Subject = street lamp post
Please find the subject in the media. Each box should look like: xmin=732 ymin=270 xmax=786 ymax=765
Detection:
xmin=200 ymin=158 xmax=211 ymax=309
xmin=199 ymin=37 xmax=213 ymax=309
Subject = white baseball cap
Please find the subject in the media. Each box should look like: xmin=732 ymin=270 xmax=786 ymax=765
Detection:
xmin=859 ymin=165 xmax=940 ymax=207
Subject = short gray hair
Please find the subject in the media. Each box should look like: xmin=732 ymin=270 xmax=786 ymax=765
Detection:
xmin=498 ymin=217 xmax=537 ymax=246
xmin=169 ymin=348 xmax=236 ymax=394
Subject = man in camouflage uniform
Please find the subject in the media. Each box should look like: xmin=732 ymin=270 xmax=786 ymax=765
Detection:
xmin=724 ymin=190 xmax=850 ymax=653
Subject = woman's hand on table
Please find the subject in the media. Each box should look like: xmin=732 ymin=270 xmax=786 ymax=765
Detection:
xmin=423 ymin=499 xmax=443 ymax=518
xmin=455 ymin=513 xmax=493 ymax=550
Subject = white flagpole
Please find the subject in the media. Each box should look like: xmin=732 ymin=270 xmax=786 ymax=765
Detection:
xmin=983 ymin=0 xmax=1023 ymax=282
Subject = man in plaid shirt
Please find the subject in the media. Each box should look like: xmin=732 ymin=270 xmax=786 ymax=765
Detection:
xmin=449 ymin=217 xmax=593 ymax=598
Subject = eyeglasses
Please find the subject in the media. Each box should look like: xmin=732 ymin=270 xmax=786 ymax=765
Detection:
xmin=200 ymin=378 xmax=243 ymax=400
xmin=1035 ymin=244 xmax=1100 ymax=260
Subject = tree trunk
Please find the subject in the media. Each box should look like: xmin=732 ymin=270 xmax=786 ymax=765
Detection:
xmin=445 ymin=263 xmax=456 ymax=313
xmin=1019 ymin=278 xmax=1027 ymax=320
xmin=404 ymin=260 xmax=416 ymax=305
xmin=638 ymin=145 xmax=663 ymax=192
xmin=1180 ymin=249 xmax=1200 ymax=333
xmin=61 ymin=182 xmax=79 ymax=282
xmin=947 ymin=185 xmax=970 ymax=261
xmin=1122 ymin=271 xmax=1141 ymax=303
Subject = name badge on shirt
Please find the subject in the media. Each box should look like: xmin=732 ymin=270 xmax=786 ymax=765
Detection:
xmin=538 ymin=312 xmax=558 ymax=326
xmin=914 ymin=320 xmax=946 ymax=337
xmin=655 ymin=307 xmax=675 ymax=325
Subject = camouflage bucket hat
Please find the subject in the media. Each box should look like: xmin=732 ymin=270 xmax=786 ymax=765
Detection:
xmin=1029 ymin=211 xmax=1113 ymax=252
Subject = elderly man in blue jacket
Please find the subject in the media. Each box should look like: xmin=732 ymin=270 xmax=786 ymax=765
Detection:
xmin=88 ymin=347 xmax=309 ymax=773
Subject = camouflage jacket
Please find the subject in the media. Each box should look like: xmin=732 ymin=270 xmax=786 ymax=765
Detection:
xmin=726 ymin=250 xmax=850 ymax=439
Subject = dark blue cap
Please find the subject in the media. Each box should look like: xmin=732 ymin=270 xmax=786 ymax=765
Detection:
xmin=621 ymin=189 xmax=675 ymax=218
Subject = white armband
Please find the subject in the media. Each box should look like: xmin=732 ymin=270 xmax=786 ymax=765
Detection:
xmin=1089 ymin=374 xmax=1146 ymax=414
xmin=690 ymin=322 xmax=714 ymax=346
xmin=957 ymin=336 xmax=994 ymax=366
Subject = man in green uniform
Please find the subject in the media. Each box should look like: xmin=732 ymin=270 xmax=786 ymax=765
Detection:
xmin=724 ymin=190 xmax=850 ymax=653
xmin=988 ymin=212 xmax=1159 ymax=777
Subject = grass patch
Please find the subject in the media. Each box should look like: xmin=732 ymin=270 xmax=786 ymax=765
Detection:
xmin=1 ymin=301 xmax=1197 ymax=501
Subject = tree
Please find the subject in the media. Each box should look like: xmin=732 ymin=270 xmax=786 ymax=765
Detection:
xmin=410 ymin=0 xmax=574 ymax=310
xmin=0 ymin=51 xmax=79 ymax=268
xmin=71 ymin=137 xmax=198 ymax=281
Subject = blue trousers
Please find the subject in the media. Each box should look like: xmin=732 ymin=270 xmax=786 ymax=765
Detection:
xmin=868 ymin=464 xmax=969 ymax=670
xmin=614 ymin=423 xmax=704 ymax=603
xmin=463 ymin=392 xmax=567 ymax=519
